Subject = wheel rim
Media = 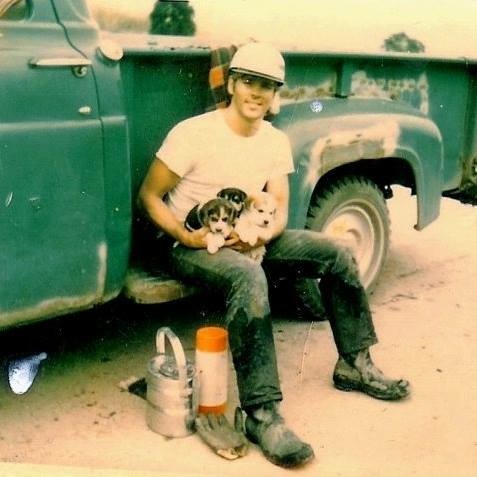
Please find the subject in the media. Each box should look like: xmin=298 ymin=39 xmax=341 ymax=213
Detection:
xmin=321 ymin=199 xmax=386 ymax=289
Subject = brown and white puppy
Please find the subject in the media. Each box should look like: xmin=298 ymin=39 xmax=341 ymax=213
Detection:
xmin=216 ymin=188 xmax=248 ymax=217
xmin=234 ymin=191 xmax=277 ymax=262
xmin=185 ymin=198 xmax=237 ymax=254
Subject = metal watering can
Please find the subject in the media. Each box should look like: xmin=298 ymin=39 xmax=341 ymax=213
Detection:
xmin=146 ymin=327 xmax=198 ymax=438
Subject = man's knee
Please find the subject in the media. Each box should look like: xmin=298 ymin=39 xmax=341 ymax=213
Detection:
xmin=231 ymin=261 xmax=269 ymax=298
xmin=296 ymin=230 xmax=361 ymax=282
xmin=328 ymin=242 xmax=362 ymax=284
xmin=227 ymin=262 xmax=269 ymax=317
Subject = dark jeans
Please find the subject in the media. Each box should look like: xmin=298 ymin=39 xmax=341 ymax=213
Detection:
xmin=163 ymin=229 xmax=377 ymax=409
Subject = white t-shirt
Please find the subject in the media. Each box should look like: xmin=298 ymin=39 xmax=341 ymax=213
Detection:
xmin=156 ymin=110 xmax=294 ymax=222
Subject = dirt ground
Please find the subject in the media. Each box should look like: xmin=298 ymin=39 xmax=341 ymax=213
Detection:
xmin=1 ymin=186 xmax=476 ymax=477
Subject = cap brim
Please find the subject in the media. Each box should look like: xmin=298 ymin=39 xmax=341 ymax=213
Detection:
xmin=229 ymin=68 xmax=284 ymax=86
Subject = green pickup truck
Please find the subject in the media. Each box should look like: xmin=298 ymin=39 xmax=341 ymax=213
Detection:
xmin=1 ymin=0 xmax=476 ymax=329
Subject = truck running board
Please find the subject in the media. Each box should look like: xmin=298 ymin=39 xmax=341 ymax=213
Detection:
xmin=123 ymin=268 xmax=197 ymax=304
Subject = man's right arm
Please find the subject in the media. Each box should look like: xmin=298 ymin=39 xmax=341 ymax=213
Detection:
xmin=138 ymin=158 xmax=208 ymax=249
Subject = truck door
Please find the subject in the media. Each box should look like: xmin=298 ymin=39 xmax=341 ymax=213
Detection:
xmin=0 ymin=0 xmax=106 ymax=326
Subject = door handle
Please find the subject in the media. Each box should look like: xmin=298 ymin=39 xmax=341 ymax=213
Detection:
xmin=29 ymin=57 xmax=91 ymax=77
xmin=29 ymin=58 xmax=92 ymax=68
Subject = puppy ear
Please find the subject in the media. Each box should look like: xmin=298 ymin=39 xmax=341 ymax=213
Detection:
xmin=243 ymin=195 xmax=255 ymax=210
xmin=185 ymin=204 xmax=202 ymax=230
xmin=198 ymin=201 xmax=213 ymax=226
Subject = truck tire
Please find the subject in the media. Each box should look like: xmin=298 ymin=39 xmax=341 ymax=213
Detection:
xmin=295 ymin=176 xmax=390 ymax=319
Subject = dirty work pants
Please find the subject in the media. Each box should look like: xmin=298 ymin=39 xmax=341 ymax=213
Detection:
xmin=166 ymin=229 xmax=378 ymax=409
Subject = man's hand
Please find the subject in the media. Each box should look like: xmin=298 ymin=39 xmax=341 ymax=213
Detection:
xmin=177 ymin=227 xmax=209 ymax=249
xmin=225 ymin=231 xmax=267 ymax=252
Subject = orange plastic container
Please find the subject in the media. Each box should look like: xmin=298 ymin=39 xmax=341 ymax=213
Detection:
xmin=195 ymin=326 xmax=228 ymax=414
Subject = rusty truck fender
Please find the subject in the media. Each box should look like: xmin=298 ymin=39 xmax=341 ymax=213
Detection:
xmin=274 ymin=97 xmax=443 ymax=231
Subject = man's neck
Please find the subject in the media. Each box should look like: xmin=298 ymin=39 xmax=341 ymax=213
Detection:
xmin=222 ymin=107 xmax=262 ymax=137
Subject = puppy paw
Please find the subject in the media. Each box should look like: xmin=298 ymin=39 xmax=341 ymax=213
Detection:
xmin=237 ymin=230 xmax=257 ymax=245
xmin=206 ymin=233 xmax=225 ymax=254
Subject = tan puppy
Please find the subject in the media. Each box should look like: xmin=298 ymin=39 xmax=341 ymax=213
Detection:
xmin=234 ymin=192 xmax=277 ymax=262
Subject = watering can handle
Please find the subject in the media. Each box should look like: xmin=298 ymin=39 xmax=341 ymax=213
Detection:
xmin=155 ymin=327 xmax=188 ymax=384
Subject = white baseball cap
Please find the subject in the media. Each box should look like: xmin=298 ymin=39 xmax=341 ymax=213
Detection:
xmin=229 ymin=42 xmax=285 ymax=85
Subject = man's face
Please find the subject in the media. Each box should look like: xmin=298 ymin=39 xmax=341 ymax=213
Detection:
xmin=228 ymin=74 xmax=279 ymax=121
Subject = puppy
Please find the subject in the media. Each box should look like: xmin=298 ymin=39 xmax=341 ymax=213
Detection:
xmin=217 ymin=188 xmax=247 ymax=217
xmin=234 ymin=191 xmax=277 ymax=262
xmin=185 ymin=198 xmax=237 ymax=254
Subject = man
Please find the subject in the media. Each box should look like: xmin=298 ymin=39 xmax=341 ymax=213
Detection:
xmin=138 ymin=42 xmax=409 ymax=468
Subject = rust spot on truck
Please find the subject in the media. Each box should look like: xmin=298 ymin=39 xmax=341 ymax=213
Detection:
xmin=321 ymin=137 xmax=387 ymax=164
xmin=306 ymin=119 xmax=400 ymax=187
xmin=280 ymin=80 xmax=336 ymax=103
xmin=351 ymin=71 xmax=430 ymax=114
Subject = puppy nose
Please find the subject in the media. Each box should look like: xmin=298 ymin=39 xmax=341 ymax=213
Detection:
xmin=264 ymin=220 xmax=269 ymax=225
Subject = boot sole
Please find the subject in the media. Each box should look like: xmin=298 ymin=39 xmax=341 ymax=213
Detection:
xmin=245 ymin=419 xmax=315 ymax=468
xmin=265 ymin=447 xmax=315 ymax=469
xmin=334 ymin=374 xmax=409 ymax=401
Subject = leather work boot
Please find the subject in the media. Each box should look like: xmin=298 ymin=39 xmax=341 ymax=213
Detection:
xmin=244 ymin=401 xmax=315 ymax=468
xmin=334 ymin=349 xmax=410 ymax=400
